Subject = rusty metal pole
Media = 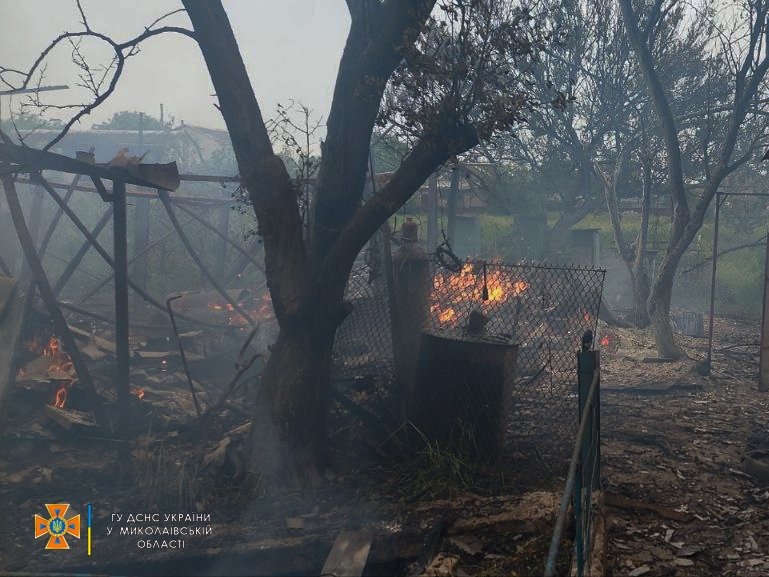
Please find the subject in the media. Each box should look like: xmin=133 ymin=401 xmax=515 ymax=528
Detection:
xmin=705 ymin=191 xmax=722 ymax=376
xmin=759 ymin=233 xmax=769 ymax=391
xmin=113 ymin=180 xmax=130 ymax=438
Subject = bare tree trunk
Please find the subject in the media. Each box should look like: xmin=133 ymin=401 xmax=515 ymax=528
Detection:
xmin=619 ymin=0 xmax=769 ymax=357
xmin=596 ymin=140 xmax=652 ymax=327
xmin=648 ymin=261 xmax=679 ymax=358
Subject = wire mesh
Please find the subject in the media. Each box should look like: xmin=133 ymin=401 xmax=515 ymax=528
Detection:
xmin=332 ymin=257 xmax=606 ymax=477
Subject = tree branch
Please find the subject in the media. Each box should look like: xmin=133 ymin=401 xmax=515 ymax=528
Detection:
xmin=323 ymin=123 xmax=478 ymax=288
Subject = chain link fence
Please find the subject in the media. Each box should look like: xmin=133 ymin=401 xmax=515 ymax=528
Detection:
xmin=332 ymin=254 xmax=606 ymax=478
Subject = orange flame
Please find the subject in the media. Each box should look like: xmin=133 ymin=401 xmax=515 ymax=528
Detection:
xmin=54 ymin=384 xmax=68 ymax=408
xmin=132 ymin=387 xmax=145 ymax=400
xmin=44 ymin=336 xmax=61 ymax=360
xmin=438 ymin=308 xmax=456 ymax=323
xmin=431 ymin=263 xmax=529 ymax=325
xmin=600 ymin=336 xmax=610 ymax=347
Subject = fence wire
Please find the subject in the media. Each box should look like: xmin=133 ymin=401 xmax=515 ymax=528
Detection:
xmin=332 ymin=257 xmax=606 ymax=478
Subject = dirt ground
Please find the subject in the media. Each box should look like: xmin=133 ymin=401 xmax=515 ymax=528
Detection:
xmin=600 ymin=317 xmax=769 ymax=577
xmin=0 ymin=315 xmax=767 ymax=576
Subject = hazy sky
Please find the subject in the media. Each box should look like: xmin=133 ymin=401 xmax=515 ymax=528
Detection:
xmin=0 ymin=1 xmax=350 ymax=130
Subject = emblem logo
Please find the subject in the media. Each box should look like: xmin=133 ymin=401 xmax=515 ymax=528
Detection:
xmin=34 ymin=503 xmax=81 ymax=550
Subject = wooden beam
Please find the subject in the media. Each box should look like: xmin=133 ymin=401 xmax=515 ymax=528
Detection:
xmin=0 ymin=141 xmax=179 ymax=190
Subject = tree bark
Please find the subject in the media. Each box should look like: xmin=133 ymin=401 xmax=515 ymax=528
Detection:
xmin=648 ymin=259 xmax=679 ymax=358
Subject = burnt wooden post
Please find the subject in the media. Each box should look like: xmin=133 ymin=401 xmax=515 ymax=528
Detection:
xmin=574 ymin=349 xmax=601 ymax=577
xmin=113 ymin=179 xmax=131 ymax=438
xmin=1 ymin=175 xmax=102 ymax=418
xmin=759 ymin=234 xmax=769 ymax=391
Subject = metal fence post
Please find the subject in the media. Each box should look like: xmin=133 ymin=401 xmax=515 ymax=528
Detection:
xmin=576 ymin=350 xmax=600 ymax=576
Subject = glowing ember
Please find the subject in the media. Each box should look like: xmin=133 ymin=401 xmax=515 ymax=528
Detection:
xmin=43 ymin=336 xmax=61 ymax=359
xmin=132 ymin=387 xmax=145 ymax=400
xmin=54 ymin=383 xmax=70 ymax=408
xmin=583 ymin=311 xmax=591 ymax=322
xmin=438 ymin=308 xmax=457 ymax=323
xmin=431 ymin=263 xmax=529 ymax=325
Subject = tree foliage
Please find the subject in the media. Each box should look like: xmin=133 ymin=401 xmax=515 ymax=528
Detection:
xmin=93 ymin=110 xmax=172 ymax=131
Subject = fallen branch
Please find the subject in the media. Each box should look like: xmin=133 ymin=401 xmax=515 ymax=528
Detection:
xmin=604 ymin=494 xmax=691 ymax=523
xmin=683 ymin=235 xmax=767 ymax=274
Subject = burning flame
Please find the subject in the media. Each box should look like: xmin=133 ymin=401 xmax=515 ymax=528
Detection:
xmin=132 ymin=387 xmax=145 ymax=400
xmin=438 ymin=308 xmax=457 ymax=323
xmin=43 ymin=336 xmax=61 ymax=359
xmin=431 ymin=263 xmax=529 ymax=325
xmin=600 ymin=335 xmax=610 ymax=347
xmin=208 ymin=291 xmax=275 ymax=327
xmin=54 ymin=384 xmax=68 ymax=408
